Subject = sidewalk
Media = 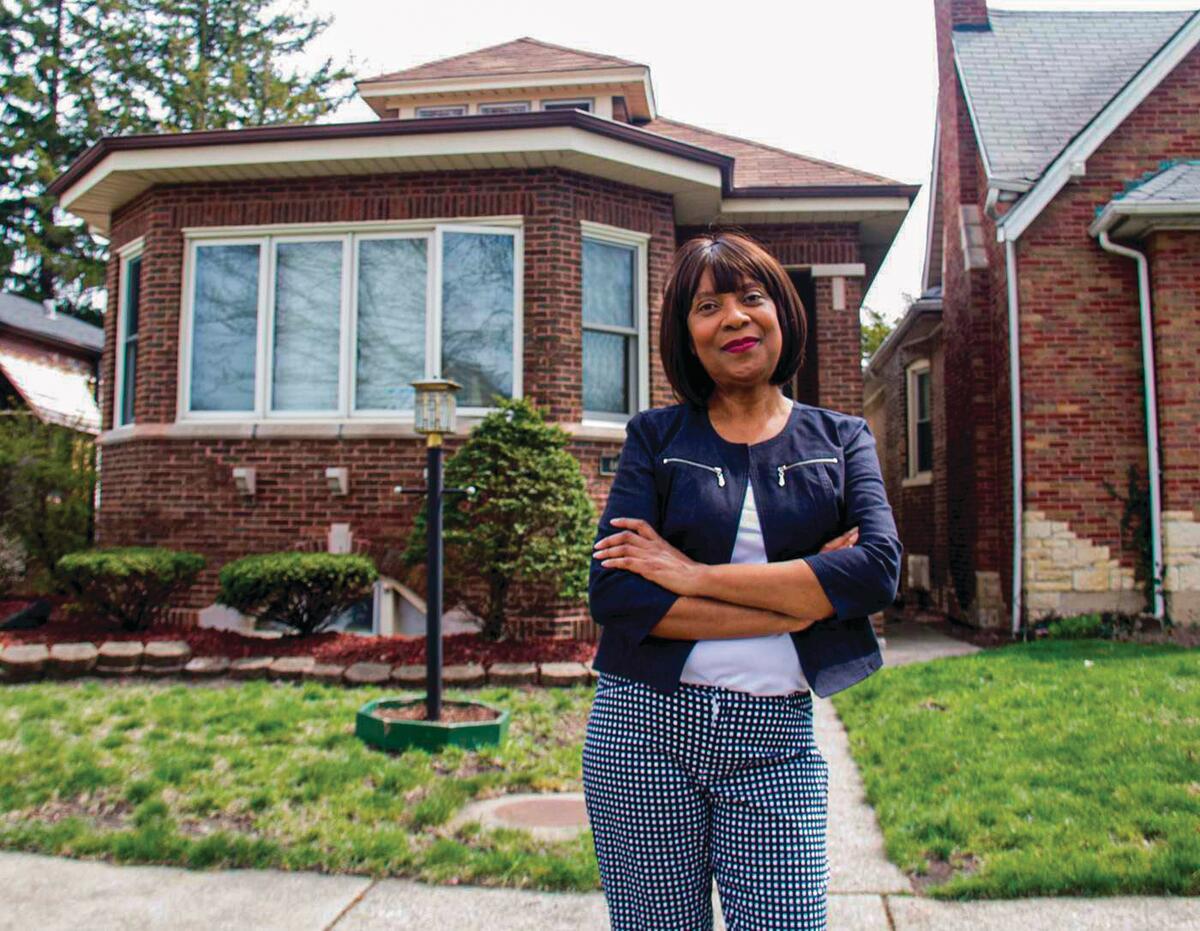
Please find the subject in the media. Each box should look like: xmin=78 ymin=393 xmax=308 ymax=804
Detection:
xmin=3 ymin=621 xmax=1198 ymax=929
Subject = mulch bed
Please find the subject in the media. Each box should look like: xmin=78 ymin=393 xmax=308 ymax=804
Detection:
xmin=373 ymin=702 xmax=501 ymax=722
xmin=0 ymin=598 xmax=597 ymax=667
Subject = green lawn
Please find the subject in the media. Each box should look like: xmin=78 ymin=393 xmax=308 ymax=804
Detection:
xmin=830 ymin=638 xmax=1200 ymax=899
xmin=0 ymin=679 xmax=598 ymax=890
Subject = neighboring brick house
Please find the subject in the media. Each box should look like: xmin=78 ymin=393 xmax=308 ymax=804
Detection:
xmin=0 ymin=293 xmax=103 ymax=434
xmin=49 ymin=37 xmax=917 ymax=636
xmin=865 ymin=1 xmax=1200 ymax=632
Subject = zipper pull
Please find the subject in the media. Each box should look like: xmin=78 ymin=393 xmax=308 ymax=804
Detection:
xmin=777 ymin=465 xmax=786 ymax=487
xmin=715 ymin=467 xmax=725 ymax=487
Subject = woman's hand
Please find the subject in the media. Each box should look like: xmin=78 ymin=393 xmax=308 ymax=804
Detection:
xmin=593 ymin=518 xmax=707 ymax=597
xmin=594 ymin=519 xmax=860 ymax=598
xmin=820 ymin=526 xmax=859 ymax=552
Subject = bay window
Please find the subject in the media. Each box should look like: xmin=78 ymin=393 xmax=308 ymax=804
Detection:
xmin=180 ymin=222 xmax=522 ymax=420
xmin=580 ymin=221 xmax=648 ymax=421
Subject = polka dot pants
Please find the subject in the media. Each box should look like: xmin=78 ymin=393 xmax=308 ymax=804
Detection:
xmin=582 ymin=672 xmax=830 ymax=930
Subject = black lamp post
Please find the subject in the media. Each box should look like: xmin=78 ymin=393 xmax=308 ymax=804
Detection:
xmin=393 ymin=378 xmax=474 ymax=721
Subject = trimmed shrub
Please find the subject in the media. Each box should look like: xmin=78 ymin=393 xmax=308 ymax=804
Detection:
xmin=401 ymin=394 xmax=595 ymax=641
xmin=56 ymin=547 xmax=206 ymax=631
xmin=217 ymin=552 xmax=378 ymax=636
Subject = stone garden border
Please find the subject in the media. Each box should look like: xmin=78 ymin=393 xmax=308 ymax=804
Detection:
xmin=0 ymin=640 xmax=597 ymax=689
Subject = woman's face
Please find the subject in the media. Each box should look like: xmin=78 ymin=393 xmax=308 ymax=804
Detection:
xmin=686 ymin=267 xmax=782 ymax=391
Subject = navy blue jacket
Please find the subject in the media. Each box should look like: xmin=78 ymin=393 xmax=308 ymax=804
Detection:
xmin=588 ymin=399 xmax=903 ymax=697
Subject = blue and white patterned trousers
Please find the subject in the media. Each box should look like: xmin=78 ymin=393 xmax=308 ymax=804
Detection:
xmin=582 ymin=672 xmax=830 ymax=930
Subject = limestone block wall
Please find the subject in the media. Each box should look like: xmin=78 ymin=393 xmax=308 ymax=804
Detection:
xmin=1023 ymin=510 xmax=1142 ymax=619
xmin=1163 ymin=510 xmax=1200 ymax=624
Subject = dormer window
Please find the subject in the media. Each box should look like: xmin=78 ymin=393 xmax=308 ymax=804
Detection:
xmin=479 ymin=101 xmax=531 ymax=114
xmin=415 ymin=105 xmax=467 ymax=118
xmin=541 ymin=98 xmax=593 ymax=113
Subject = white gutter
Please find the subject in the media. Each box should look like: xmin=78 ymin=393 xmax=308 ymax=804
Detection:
xmin=1002 ymin=235 xmax=1024 ymax=636
xmin=1096 ymin=230 xmax=1165 ymax=622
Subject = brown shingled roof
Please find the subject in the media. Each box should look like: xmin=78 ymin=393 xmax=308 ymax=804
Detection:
xmin=642 ymin=116 xmax=901 ymax=189
xmin=358 ymin=36 xmax=645 ymax=85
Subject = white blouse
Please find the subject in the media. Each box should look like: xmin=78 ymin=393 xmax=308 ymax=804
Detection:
xmin=679 ymin=480 xmax=810 ymax=695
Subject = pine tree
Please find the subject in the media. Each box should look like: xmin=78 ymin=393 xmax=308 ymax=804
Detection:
xmin=125 ymin=0 xmax=357 ymax=132
xmin=0 ymin=0 xmax=136 ymax=315
xmin=0 ymin=0 xmax=355 ymax=319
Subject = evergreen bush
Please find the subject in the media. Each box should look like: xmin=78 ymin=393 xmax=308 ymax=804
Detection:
xmin=402 ymin=394 xmax=595 ymax=641
xmin=217 ymin=552 xmax=378 ymax=635
xmin=56 ymin=547 xmax=206 ymax=631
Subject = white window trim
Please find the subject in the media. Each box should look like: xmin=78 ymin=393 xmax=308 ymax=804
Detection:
xmin=540 ymin=97 xmax=594 ymax=112
xmin=415 ymin=104 xmax=467 ymax=118
xmin=579 ymin=219 xmax=650 ymax=426
xmin=114 ymin=238 xmax=145 ymax=427
xmin=903 ymin=358 xmax=933 ymax=485
xmin=478 ymin=100 xmax=531 ymax=114
xmin=177 ymin=217 xmax=524 ymax=425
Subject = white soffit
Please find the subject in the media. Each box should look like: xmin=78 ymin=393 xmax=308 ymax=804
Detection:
xmin=59 ymin=125 xmax=726 ymax=234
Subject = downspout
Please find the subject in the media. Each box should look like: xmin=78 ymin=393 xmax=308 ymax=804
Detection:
xmin=991 ymin=190 xmax=1026 ymax=638
xmin=1097 ymin=231 xmax=1165 ymax=622
xmin=1003 ymin=236 xmax=1024 ymax=637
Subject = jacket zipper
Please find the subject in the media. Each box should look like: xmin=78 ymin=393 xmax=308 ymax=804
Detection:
xmin=662 ymin=457 xmax=726 ymax=487
xmin=777 ymin=457 xmax=838 ymax=486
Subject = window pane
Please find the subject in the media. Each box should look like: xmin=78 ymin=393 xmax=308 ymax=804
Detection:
xmin=441 ymin=231 xmax=513 ymax=408
xmin=272 ymin=240 xmax=342 ymax=411
xmin=355 ymin=238 xmax=427 ymax=410
xmin=917 ymin=370 xmax=930 ymax=420
xmin=918 ymin=422 xmax=933 ymax=473
xmin=583 ymin=239 xmax=635 ymax=328
xmin=583 ymin=331 xmax=629 ymax=414
xmin=121 ymin=341 xmax=137 ymax=424
xmin=191 ymin=243 xmax=260 ymax=412
xmin=125 ymin=256 xmax=142 ymax=336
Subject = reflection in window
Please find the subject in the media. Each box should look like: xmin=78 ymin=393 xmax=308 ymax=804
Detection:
xmin=191 ymin=244 xmax=259 ymax=411
xmin=441 ymin=231 xmax=514 ymax=408
xmin=915 ymin=368 xmax=932 ymax=472
xmin=118 ymin=254 xmax=142 ymax=425
xmin=355 ymin=238 xmax=427 ymax=410
xmin=582 ymin=238 xmax=637 ymax=416
xmin=272 ymin=241 xmax=342 ymax=411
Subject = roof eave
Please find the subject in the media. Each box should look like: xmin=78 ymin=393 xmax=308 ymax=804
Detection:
xmin=1089 ymin=199 xmax=1200 ymax=238
xmin=865 ymin=295 xmax=943 ymax=377
xmin=51 ymin=110 xmax=916 ymax=237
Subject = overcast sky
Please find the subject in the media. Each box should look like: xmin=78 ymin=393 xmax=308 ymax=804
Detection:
xmin=299 ymin=0 xmax=1199 ymax=326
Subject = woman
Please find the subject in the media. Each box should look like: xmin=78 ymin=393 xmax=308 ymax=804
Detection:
xmin=583 ymin=229 xmax=903 ymax=930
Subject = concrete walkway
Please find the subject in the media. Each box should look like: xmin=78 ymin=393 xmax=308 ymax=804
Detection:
xmin=4 ymin=621 xmax=1199 ymax=929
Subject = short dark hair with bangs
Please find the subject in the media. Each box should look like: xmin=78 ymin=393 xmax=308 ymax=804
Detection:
xmin=660 ymin=228 xmax=807 ymax=409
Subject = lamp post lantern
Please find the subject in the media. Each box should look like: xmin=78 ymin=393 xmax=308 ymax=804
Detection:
xmin=392 ymin=378 xmax=474 ymax=721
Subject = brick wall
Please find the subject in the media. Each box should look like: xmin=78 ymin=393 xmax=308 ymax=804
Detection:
xmin=930 ymin=0 xmax=1012 ymax=627
xmin=1014 ymin=45 xmax=1200 ymax=620
xmin=97 ymin=166 xmax=870 ymax=635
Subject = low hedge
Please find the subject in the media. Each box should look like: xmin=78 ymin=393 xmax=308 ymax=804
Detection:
xmin=56 ymin=547 xmax=206 ymax=631
xmin=217 ymin=552 xmax=378 ymax=636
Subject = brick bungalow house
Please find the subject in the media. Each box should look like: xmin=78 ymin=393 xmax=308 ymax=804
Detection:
xmin=48 ymin=36 xmax=917 ymax=636
xmin=865 ymin=1 xmax=1200 ymax=633
xmin=0 ymin=293 xmax=103 ymax=434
